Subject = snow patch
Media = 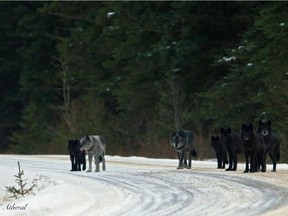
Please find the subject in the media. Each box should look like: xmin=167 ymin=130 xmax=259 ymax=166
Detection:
xmin=107 ymin=12 xmax=116 ymax=18
xmin=223 ymin=56 xmax=236 ymax=62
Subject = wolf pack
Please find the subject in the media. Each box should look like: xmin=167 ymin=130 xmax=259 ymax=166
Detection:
xmin=212 ymin=120 xmax=280 ymax=173
xmin=170 ymin=119 xmax=280 ymax=173
xmin=67 ymin=119 xmax=280 ymax=174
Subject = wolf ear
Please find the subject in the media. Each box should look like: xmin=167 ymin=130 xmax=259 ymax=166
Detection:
xmin=259 ymin=120 xmax=263 ymax=126
xmin=227 ymin=128 xmax=232 ymax=133
xmin=179 ymin=131 xmax=185 ymax=137
xmin=171 ymin=131 xmax=176 ymax=137
xmin=267 ymin=120 xmax=271 ymax=126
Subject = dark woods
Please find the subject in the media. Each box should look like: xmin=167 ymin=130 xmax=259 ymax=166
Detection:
xmin=1 ymin=2 xmax=288 ymax=161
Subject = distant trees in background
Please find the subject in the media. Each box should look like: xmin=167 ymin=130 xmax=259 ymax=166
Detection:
xmin=1 ymin=2 xmax=287 ymax=161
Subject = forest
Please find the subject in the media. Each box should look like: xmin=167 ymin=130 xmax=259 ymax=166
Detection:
xmin=0 ymin=2 xmax=287 ymax=161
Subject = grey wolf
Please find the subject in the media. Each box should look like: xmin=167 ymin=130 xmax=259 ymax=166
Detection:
xmin=80 ymin=135 xmax=106 ymax=172
xmin=220 ymin=127 xmax=243 ymax=171
xmin=241 ymin=124 xmax=266 ymax=173
xmin=170 ymin=130 xmax=197 ymax=169
xmin=67 ymin=139 xmax=86 ymax=171
xmin=210 ymin=136 xmax=228 ymax=169
xmin=257 ymin=120 xmax=280 ymax=172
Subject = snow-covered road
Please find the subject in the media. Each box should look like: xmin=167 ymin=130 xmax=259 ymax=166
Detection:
xmin=1 ymin=155 xmax=288 ymax=216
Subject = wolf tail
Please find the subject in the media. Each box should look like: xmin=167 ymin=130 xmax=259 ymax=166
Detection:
xmin=100 ymin=136 xmax=107 ymax=151
xmin=275 ymin=141 xmax=280 ymax=161
xmin=275 ymin=147 xmax=280 ymax=161
xmin=276 ymin=151 xmax=280 ymax=162
xmin=192 ymin=149 xmax=197 ymax=157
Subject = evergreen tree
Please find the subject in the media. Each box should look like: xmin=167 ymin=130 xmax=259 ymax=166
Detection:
xmin=0 ymin=2 xmax=25 ymax=152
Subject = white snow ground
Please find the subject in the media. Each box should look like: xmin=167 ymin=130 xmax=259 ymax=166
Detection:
xmin=1 ymin=154 xmax=288 ymax=216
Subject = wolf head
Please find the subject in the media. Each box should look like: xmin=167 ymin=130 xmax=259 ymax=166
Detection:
xmin=170 ymin=131 xmax=186 ymax=149
xmin=241 ymin=124 xmax=254 ymax=141
xmin=220 ymin=127 xmax=232 ymax=143
xmin=210 ymin=136 xmax=220 ymax=148
xmin=258 ymin=120 xmax=271 ymax=137
xmin=79 ymin=135 xmax=93 ymax=151
xmin=68 ymin=139 xmax=81 ymax=155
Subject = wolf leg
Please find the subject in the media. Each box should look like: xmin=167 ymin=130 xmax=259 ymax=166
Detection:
xmin=232 ymin=153 xmax=237 ymax=171
xmin=76 ymin=160 xmax=81 ymax=171
xmin=102 ymin=155 xmax=106 ymax=171
xmin=81 ymin=153 xmax=86 ymax=171
xmin=226 ymin=150 xmax=233 ymax=171
xmin=76 ymin=155 xmax=81 ymax=171
xmin=250 ymin=152 xmax=258 ymax=173
xmin=95 ymin=155 xmax=100 ymax=172
xmin=183 ymin=154 xmax=188 ymax=168
xmin=216 ymin=153 xmax=222 ymax=169
xmin=257 ymin=149 xmax=266 ymax=172
xmin=177 ymin=151 xmax=185 ymax=169
xmin=244 ymin=152 xmax=249 ymax=173
xmin=87 ymin=153 xmax=92 ymax=172
xmin=223 ymin=152 xmax=228 ymax=169
xmin=70 ymin=155 xmax=77 ymax=171
xmin=82 ymin=161 xmax=86 ymax=171
xmin=187 ymin=152 xmax=192 ymax=169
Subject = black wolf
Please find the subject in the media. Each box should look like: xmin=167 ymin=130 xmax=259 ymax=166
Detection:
xmin=210 ymin=136 xmax=228 ymax=169
xmin=170 ymin=130 xmax=197 ymax=169
xmin=220 ymin=127 xmax=243 ymax=171
xmin=67 ymin=139 xmax=86 ymax=171
xmin=241 ymin=124 xmax=266 ymax=173
xmin=257 ymin=120 xmax=280 ymax=172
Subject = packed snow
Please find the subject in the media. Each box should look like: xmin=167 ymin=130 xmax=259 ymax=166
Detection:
xmin=1 ymin=154 xmax=288 ymax=216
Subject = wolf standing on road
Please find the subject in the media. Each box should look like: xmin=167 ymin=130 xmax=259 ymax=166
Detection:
xmin=257 ymin=120 xmax=280 ymax=172
xmin=67 ymin=139 xmax=86 ymax=171
xmin=210 ymin=136 xmax=228 ymax=169
xmin=241 ymin=124 xmax=266 ymax=173
xmin=80 ymin=135 xmax=106 ymax=172
xmin=170 ymin=130 xmax=197 ymax=169
xmin=220 ymin=127 xmax=243 ymax=171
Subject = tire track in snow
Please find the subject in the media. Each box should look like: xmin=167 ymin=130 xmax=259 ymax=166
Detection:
xmin=1 ymin=155 xmax=288 ymax=216
xmin=89 ymin=172 xmax=195 ymax=216
xmin=83 ymin=169 xmax=287 ymax=216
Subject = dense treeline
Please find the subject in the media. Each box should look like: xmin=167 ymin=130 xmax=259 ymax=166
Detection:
xmin=1 ymin=2 xmax=287 ymax=161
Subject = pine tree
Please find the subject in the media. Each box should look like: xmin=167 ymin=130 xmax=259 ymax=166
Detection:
xmin=5 ymin=162 xmax=35 ymax=199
